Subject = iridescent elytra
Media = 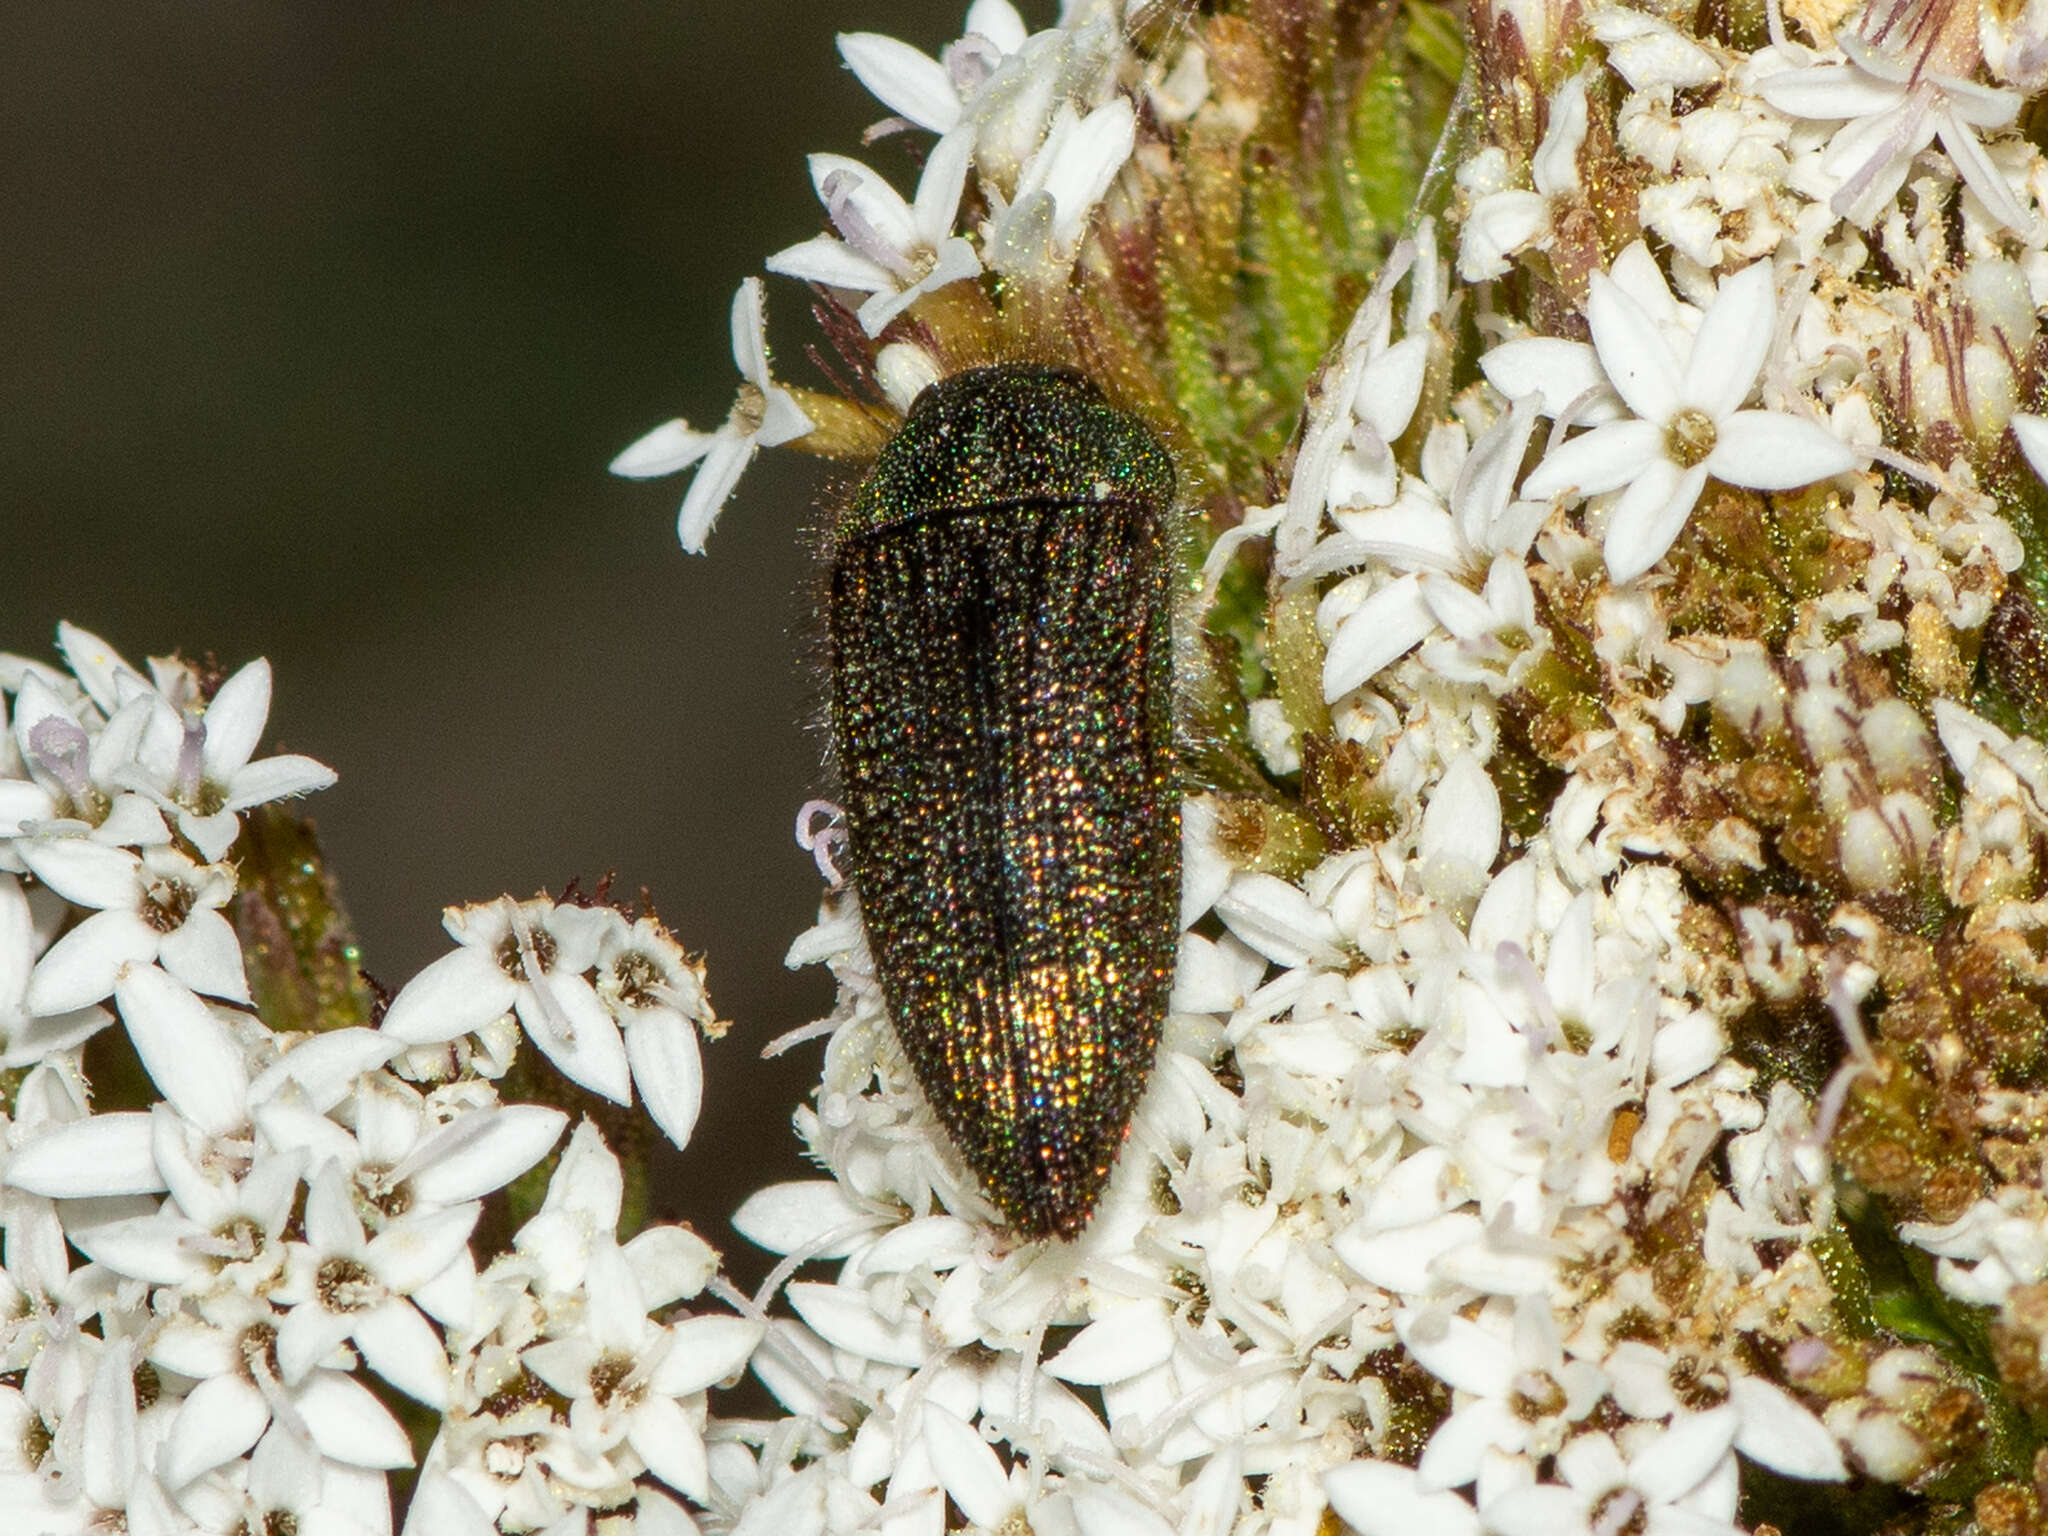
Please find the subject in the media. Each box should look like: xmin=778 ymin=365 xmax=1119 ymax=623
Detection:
xmin=827 ymin=363 xmax=1180 ymax=1239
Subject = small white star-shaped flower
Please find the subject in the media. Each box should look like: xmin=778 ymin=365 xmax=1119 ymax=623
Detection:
xmin=593 ymin=915 xmax=714 ymax=1153
xmin=0 ymin=672 xmax=170 ymax=859
xmin=1320 ymin=398 xmax=1551 ymax=697
xmin=1758 ymin=31 xmax=2029 ymax=231
xmin=1516 ymin=253 xmax=1861 ymax=582
xmin=270 ymin=1165 xmax=476 ymax=1408
xmin=150 ymin=1290 xmax=415 ymax=1489
xmin=1485 ymin=1419 xmax=1744 ymax=1536
xmin=520 ymin=1241 xmax=761 ymax=1504
xmin=19 ymin=841 xmax=247 ymax=1016
xmin=766 ymin=132 xmax=982 ymax=337
xmin=380 ymin=897 xmax=632 ymax=1105
xmin=154 ymin=657 xmax=339 ymax=861
xmin=610 ymin=278 xmax=813 ymax=553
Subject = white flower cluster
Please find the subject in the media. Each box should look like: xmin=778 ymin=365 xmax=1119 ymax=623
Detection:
xmin=596 ymin=0 xmax=2048 ymax=1528
xmin=25 ymin=0 xmax=2040 ymax=1529
xmin=613 ymin=0 xmax=1144 ymax=553
xmin=0 ymin=627 xmax=739 ymax=1535
xmin=734 ymin=734 xmax=1852 ymax=1535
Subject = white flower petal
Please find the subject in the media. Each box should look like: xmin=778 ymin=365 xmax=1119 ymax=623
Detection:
xmin=353 ymin=1300 xmax=450 ymax=1407
xmin=1604 ymin=460 xmax=1709 ymax=583
xmin=1482 ymin=337 xmax=1622 ymax=423
xmin=765 ymin=235 xmax=897 ymax=293
xmin=786 ymin=1280 xmax=927 ymax=1366
xmin=1417 ymin=754 xmax=1502 ymax=884
xmin=401 ymin=1473 xmax=495 ymax=1536
xmin=1683 ymin=260 xmax=1774 ymax=418
xmin=413 ymin=1245 xmax=477 ymax=1332
xmin=732 ymin=1181 xmax=880 ymax=1257
xmin=306 ymin=1161 xmax=367 ymax=1253
xmin=1071 ymin=1488 xmax=1176 ymax=1536
xmin=163 ymin=1373 xmax=270 ymax=1489
xmin=756 ymin=384 xmax=814 ymax=449
xmin=1755 ymin=63 xmax=1904 ymax=120
xmin=1397 ymin=1314 xmax=1516 ymax=1398
xmin=583 ymin=1240 xmax=651 ymax=1352
xmin=179 ymin=809 xmax=242 ymax=861
xmin=25 ymin=908 xmax=157 ymax=1015
xmin=838 ymin=31 xmax=962 ymax=131
xmin=1704 ymin=410 xmax=1859 ymax=490
xmin=1460 ymin=190 xmax=1548 ymax=279
xmin=379 ymin=947 xmax=518 ymax=1045
xmin=631 ymin=1393 xmax=711 ymax=1502
xmin=407 ymin=1105 xmax=566 ymax=1206
xmin=911 ymin=128 xmax=974 ymax=249
xmin=0 ymin=780 xmax=56 ymax=839
xmin=810 ymin=151 xmax=920 ymax=255
xmin=298 ymin=1368 xmax=418 ymax=1470
xmin=625 ymin=1223 xmax=720 ymax=1309
xmin=1591 ymin=8 xmax=1721 ymax=89
xmin=518 ymin=973 xmax=632 ymax=1103
xmin=922 ymin=1402 xmax=1013 ymax=1529
xmin=1046 ymin=1300 xmax=1176 ymax=1386
xmin=2014 ymin=413 xmax=2048 ymax=485
xmin=1729 ymin=1375 xmax=1845 ymax=1480
xmin=66 ymin=1209 xmax=205 ymax=1287
xmin=1521 ymin=419 xmax=1663 ymax=501
xmin=1587 ymin=272 xmax=1682 ymax=423
xmin=858 ymin=243 xmax=981 ymax=336
xmin=652 ymin=1315 xmax=766 ymax=1395
xmin=247 ymin=1027 xmax=400 ymax=1114
xmin=1630 ymin=1407 xmax=1740 ymax=1502
xmin=1334 ymin=1210 xmax=1483 ymax=1294
xmin=82 ymin=1339 xmax=137 ymax=1509
xmin=278 ymin=1303 xmax=360 ymax=1384
xmin=965 ymin=0 xmax=1027 ymax=51
xmin=18 ymin=838 xmax=140 ymax=911
xmin=1355 ymin=335 xmax=1431 ymax=443
xmin=57 ymin=623 xmax=142 ymax=713
xmin=610 ymin=419 xmax=718 ymax=479
xmin=157 ymin=907 xmax=251 ymax=1004
xmin=8 ymin=1113 xmax=163 ymax=1197
xmin=728 ymin=274 xmax=773 ymax=387
xmin=1935 ymin=110 xmax=2034 ymax=231
xmin=102 ymin=795 xmax=172 ymax=848
xmin=221 ymin=753 xmax=338 ymax=813
xmin=200 ymin=660 xmax=272 ymax=781
xmin=114 ymin=965 xmax=249 ymax=1134
xmin=1324 ymin=1461 xmax=1482 ymax=1536
xmin=677 ymin=429 xmax=755 ymax=554
xmin=1486 ymin=1486 xmax=1590 ymax=1536
xmin=1454 ymin=395 xmax=1543 ymax=553
xmin=1214 ymin=874 xmax=1347 ymax=968
xmin=522 ymin=1336 xmax=597 ymax=1397
xmin=367 ymin=1202 xmax=481 ymax=1294
xmin=1533 ymin=73 xmax=1589 ymax=194
xmin=1417 ymin=1398 xmax=1522 ymax=1490
xmin=1323 ymin=573 xmax=1436 ymax=698
xmin=626 ymin=1008 xmax=704 ymax=1151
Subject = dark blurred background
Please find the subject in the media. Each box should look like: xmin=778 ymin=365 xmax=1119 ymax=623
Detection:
xmin=6 ymin=0 xmax=986 ymax=1272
